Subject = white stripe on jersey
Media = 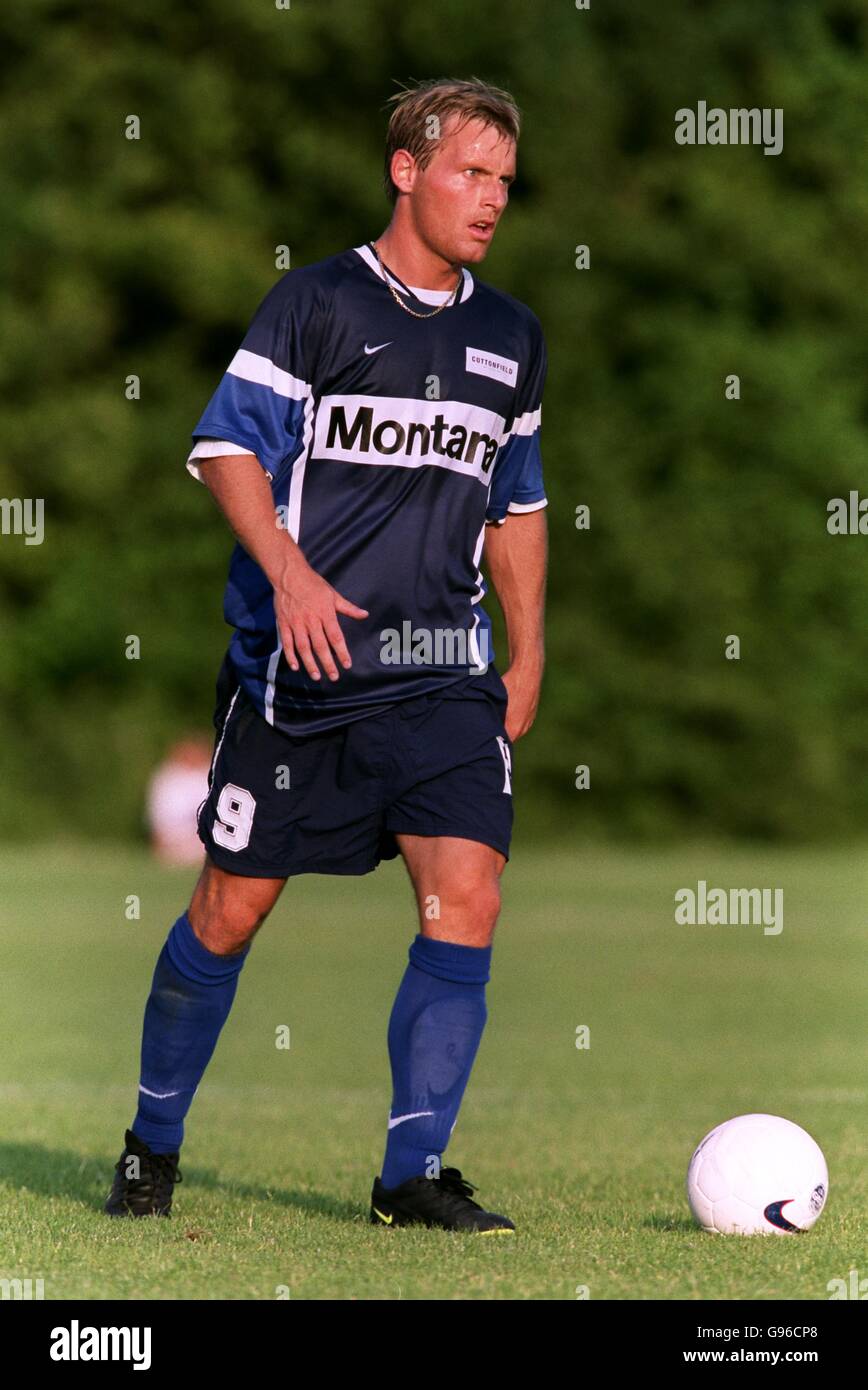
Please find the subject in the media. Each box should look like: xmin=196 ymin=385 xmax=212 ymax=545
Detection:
xmin=263 ymin=642 xmax=282 ymax=728
xmin=470 ymin=512 xmax=487 ymax=607
xmin=505 ymin=406 xmax=541 ymax=437
xmin=227 ymin=348 xmax=312 ymax=401
xmin=467 ymin=611 xmax=489 ymax=671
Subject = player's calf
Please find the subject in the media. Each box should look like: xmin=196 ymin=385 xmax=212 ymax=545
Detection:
xmin=104 ymin=863 xmax=284 ymax=1215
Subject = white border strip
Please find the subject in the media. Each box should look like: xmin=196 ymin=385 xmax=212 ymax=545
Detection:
xmin=507 ymin=498 xmax=548 ymax=514
xmin=209 ymin=686 xmax=241 ymax=781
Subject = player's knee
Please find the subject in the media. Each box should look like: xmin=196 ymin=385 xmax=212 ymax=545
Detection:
xmin=450 ymin=876 xmax=502 ymax=933
xmin=192 ymin=909 xmax=261 ymax=956
xmin=188 ymin=860 xmax=283 ymax=954
xmin=480 ymin=880 xmax=502 ymax=931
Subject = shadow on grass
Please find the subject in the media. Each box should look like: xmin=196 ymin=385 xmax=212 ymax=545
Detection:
xmin=0 ymin=1142 xmax=361 ymax=1223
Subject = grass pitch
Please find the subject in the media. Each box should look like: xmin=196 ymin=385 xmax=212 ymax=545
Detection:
xmin=1 ymin=841 xmax=864 ymax=1300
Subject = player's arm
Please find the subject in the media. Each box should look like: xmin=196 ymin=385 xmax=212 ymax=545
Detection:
xmin=188 ymin=274 xmax=368 ymax=682
xmin=483 ymin=316 xmax=548 ymax=740
xmin=198 ymin=454 xmax=368 ymax=683
xmin=483 ymin=508 xmax=547 ymax=741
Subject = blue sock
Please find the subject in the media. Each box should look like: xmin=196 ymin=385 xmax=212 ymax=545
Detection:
xmin=131 ymin=911 xmax=249 ymax=1154
xmin=380 ymin=933 xmax=492 ymax=1189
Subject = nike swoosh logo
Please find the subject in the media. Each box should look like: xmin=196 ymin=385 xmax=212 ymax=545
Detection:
xmin=387 ymin=1110 xmax=434 ymax=1130
xmin=764 ymin=1199 xmax=800 ymax=1231
xmin=372 ymin=1206 xmax=393 ymax=1224
xmin=364 ymin=341 xmax=393 ymax=355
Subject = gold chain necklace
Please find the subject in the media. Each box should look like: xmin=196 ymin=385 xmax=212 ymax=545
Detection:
xmin=371 ymin=241 xmax=462 ymax=319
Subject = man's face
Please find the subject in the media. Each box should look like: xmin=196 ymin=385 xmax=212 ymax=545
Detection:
xmin=399 ymin=114 xmax=516 ymax=265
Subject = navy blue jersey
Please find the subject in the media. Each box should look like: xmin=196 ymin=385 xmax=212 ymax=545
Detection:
xmin=187 ymin=243 xmax=547 ymax=734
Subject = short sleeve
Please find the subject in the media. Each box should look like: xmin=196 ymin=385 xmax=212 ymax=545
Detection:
xmin=185 ymin=273 xmax=319 ymax=483
xmin=485 ymin=317 xmax=548 ymax=526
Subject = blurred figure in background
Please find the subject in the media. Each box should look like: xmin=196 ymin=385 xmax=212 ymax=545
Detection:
xmin=146 ymin=736 xmax=212 ymax=866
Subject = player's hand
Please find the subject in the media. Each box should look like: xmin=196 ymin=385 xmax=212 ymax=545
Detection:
xmin=501 ymin=658 xmax=543 ymax=741
xmin=275 ymin=561 xmax=369 ymax=682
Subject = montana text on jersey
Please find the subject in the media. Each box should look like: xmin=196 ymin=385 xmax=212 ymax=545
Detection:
xmin=187 ymin=244 xmax=548 ymax=734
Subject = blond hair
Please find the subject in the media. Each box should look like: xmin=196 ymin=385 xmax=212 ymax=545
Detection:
xmin=383 ymin=77 xmax=521 ymax=204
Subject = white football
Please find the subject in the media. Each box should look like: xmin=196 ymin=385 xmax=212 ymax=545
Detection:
xmin=686 ymin=1113 xmax=828 ymax=1235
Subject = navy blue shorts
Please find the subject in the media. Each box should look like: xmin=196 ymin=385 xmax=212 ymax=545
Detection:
xmin=197 ymin=657 xmax=515 ymax=878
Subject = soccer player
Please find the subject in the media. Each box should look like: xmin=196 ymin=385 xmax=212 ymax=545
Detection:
xmin=105 ymin=77 xmax=548 ymax=1232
